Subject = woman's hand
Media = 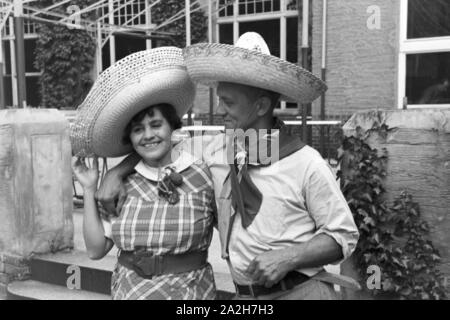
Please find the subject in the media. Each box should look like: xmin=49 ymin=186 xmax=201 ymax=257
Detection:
xmin=72 ymin=157 xmax=99 ymax=192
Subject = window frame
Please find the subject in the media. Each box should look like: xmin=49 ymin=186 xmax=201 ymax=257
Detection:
xmin=397 ymin=0 xmax=450 ymax=109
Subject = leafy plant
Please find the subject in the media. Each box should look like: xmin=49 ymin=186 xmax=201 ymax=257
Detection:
xmin=338 ymin=125 xmax=447 ymax=300
xmin=34 ymin=0 xmax=96 ymax=109
xmin=151 ymin=0 xmax=208 ymax=47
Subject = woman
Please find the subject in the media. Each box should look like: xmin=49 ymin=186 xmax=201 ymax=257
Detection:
xmin=71 ymin=47 xmax=216 ymax=300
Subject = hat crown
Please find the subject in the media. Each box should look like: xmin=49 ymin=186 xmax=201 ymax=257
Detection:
xmin=235 ymin=32 xmax=271 ymax=55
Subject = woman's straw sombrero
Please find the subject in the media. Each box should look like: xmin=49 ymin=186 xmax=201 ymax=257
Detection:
xmin=182 ymin=32 xmax=327 ymax=103
xmin=70 ymin=47 xmax=195 ymax=158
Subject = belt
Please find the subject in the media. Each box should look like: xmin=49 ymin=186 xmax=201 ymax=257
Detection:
xmin=234 ymin=271 xmax=362 ymax=297
xmin=234 ymin=271 xmax=310 ymax=297
xmin=118 ymin=249 xmax=208 ymax=279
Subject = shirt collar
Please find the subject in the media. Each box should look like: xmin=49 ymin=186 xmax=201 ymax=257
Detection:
xmin=134 ymin=151 xmax=198 ymax=182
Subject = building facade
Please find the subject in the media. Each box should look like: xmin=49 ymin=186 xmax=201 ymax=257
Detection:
xmin=311 ymin=0 xmax=450 ymax=118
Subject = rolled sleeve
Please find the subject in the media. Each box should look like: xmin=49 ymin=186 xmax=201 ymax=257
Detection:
xmin=102 ymin=219 xmax=113 ymax=239
xmin=304 ymin=160 xmax=359 ymax=264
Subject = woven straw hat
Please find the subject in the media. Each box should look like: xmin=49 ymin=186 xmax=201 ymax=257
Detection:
xmin=70 ymin=47 xmax=195 ymax=157
xmin=183 ymin=32 xmax=327 ymax=103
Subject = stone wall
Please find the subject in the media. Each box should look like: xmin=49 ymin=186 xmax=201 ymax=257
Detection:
xmin=342 ymin=108 xmax=450 ymax=297
xmin=0 ymin=109 xmax=74 ymax=293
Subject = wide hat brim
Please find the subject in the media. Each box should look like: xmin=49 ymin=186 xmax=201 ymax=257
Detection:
xmin=183 ymin=43 xmax=327 ymax=104
xmin=70 ymin=47 xmax=195 ymax=158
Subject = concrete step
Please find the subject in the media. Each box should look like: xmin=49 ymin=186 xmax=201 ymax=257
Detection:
xmin=9 ymin=249 xmax=234 ymax=300
xmin=29 ymin=250 xmax=114 ymax=295
xmin=7 ymin=280 xmax=110 ymax=300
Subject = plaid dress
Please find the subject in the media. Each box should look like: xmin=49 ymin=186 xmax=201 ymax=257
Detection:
xmin=108 ymin=161 xmax=217 ymax=300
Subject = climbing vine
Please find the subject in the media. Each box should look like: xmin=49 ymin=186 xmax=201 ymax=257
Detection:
xmin=338 ymin=125 xmax=447 ymax=300
xmin=151 ymin=0 xmax=207 ymax=47
xmin=34 ymin=0 xmax=97 ymax=109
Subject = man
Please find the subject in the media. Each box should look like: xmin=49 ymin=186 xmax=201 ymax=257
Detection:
xmin=96 ymin=33 xmax=359 ymax=299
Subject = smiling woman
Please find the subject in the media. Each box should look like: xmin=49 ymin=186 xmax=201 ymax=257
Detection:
xmin=123 ymin=104 xmax=182 ymax=168
xmin=70 ymin=47 xmax=218 ymax=300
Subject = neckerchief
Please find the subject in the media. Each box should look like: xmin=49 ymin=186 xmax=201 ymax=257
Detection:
xmin=229 ymin=119 xmax=306 ymax=228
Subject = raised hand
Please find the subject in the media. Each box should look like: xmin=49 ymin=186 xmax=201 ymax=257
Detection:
xmin=72 ymin=156 xmax=99 ymax=192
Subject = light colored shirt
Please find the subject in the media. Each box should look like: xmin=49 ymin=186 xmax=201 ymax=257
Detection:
xmin=172 ymin=133 xmax=359 ymax=285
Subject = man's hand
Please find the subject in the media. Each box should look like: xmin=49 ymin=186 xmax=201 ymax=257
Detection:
xmin=246 ymin=249 xmax=294 ymax=288
xmin=95 ymin=169 xmax=126 ymax=216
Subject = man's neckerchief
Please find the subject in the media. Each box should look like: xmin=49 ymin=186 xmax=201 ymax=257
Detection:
xmin=229 ymin=118 xmax=306 ymax=229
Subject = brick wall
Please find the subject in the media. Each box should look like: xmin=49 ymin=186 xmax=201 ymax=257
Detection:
xmin=311 ymin=0 xmax=400 ymax=117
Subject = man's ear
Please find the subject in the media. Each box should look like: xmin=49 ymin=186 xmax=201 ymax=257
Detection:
xmin=256 ymin=96 xmax=272 ymax=117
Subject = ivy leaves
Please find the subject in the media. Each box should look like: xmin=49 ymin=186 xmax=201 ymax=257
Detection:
xmin=34 ymin=0 xmax=96 ymax=109
xmin=339 ymin=128 xmax=447 ymax=300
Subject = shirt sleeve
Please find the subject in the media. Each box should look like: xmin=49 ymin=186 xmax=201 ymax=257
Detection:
xmin=303 ymin=159 xmax=359 ymax=264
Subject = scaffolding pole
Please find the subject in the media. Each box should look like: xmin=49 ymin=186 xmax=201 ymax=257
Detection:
xmin=300 ymin=0 xmax=310 ymax=143
xmin=0 ymin=27 xmax=4 ymax=108
xmin=13 ymin=0 xmax=26 ymax=108
xmin=186 ymin=0 xmax=192 ymax=125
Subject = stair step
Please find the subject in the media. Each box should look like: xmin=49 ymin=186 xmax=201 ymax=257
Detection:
xmin=7 ymin=280 xmax=110 ymax=300
xmin=30 ymin=250 xmax=114 ymax=295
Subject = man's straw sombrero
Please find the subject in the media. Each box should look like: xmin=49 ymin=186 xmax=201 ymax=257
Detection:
xmin=70 ymin=47 xmax=195 ymax=158
xmin=182 ymin=32 xmax=327 ymax=103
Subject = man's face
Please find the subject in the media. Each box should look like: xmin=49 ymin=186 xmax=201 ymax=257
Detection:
xmin=216 ymin=82 xmax=259 ymax=130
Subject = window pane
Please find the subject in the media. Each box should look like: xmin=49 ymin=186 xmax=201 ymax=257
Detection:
xmin=3 ymin=75 xmax=13 ymax=107
xmin=218 ymin=23 xmax=233 ymax=45
xmin=26 ymin=76 xmax=40 ymax=107
xmin=240 ymin=19 xmax=280 ymax=57
xmin=287 ymin=17 xmax=298 ymax=63
xmin=25 ymin=39 xmax=39 ymax=73
xmin=406 ymin=52 xmax=450 ymax=104
xmin=407 ymin=0 xmax=450 ymax=39
xmin=3 ymin=40 xmax=11 ymax=75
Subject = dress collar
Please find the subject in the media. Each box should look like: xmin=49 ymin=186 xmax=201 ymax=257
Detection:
xmin=134 ymin=151 xmax=198 ymax=182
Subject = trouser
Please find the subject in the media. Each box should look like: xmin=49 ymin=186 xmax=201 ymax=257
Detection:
xmin=234 ymin=279 xmax=339 ymax=300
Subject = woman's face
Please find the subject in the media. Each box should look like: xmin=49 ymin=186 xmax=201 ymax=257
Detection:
xmin=129 ymin=108 xmax=173 ymax=167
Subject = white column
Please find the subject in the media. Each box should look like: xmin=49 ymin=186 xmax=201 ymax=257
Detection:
xmin=280 ymin=0 xmax=287 ymax=109
xmin=108 ymin=0 xmax=116 ymax=65
xmin=185 ymin=0 xmax=191 ymax=46
xmin=397 ymin=0 xmax=408 ymax=109
xmin=146 ymin=0 xmax=152 ymax=49
xmin=322 ymin=0 xmax=327 ymax=69
xmin=208 ymin=0 xmax=213 ymax=43
xmin=233 ymin=0 xmax=239 ymax=43
xmin=9 ymin=17 xmax=17 ymax=107
xmin=96 ymin=21 xmax=103 ymax=76
xmin=302 ymin=0 xmax=309 ymax=48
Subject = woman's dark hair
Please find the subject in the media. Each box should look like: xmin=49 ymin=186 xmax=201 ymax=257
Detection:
xmin=122 ymin=103 xmax=182 ymax=145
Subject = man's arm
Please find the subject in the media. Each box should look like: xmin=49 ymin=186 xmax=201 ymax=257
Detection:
xmin=95 ymin=152 xmax=141 ymax=215
xmin=246 ymin=234 xmax=342 ymax=288
xmin=247 ymin=159 xmax=359 ymax=288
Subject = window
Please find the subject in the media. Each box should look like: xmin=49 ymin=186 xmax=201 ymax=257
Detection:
xmin=398 ymin=0 xmax=450 ymax=108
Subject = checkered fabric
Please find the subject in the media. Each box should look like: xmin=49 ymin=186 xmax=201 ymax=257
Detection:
xmin=110 ymin=162 xmax=216 ymax=300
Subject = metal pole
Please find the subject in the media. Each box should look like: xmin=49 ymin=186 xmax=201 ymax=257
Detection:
xmin=109 ymin=0 xmax=116 ymax=65
xmin=319 ymin=0 xmax=327 ymax=155
xmin=300 ymin=0 xmax=309 ymax=143
xmin=186 ymin=0 xmax=192 ymax=125
xmin=9 ymin=17 xmax=17 ymax=107
xmin=0 ymin=29 xmax=5 ymax=109
xmin=14 ymin=0 xmax=27 ymax=108
xmin=146 ymin=0 xmax=152 ymax=49
xmin=96 ymin=21 xmax=103 ymax=76
xmin=208 ymin=0 xmax=214 ymax=125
